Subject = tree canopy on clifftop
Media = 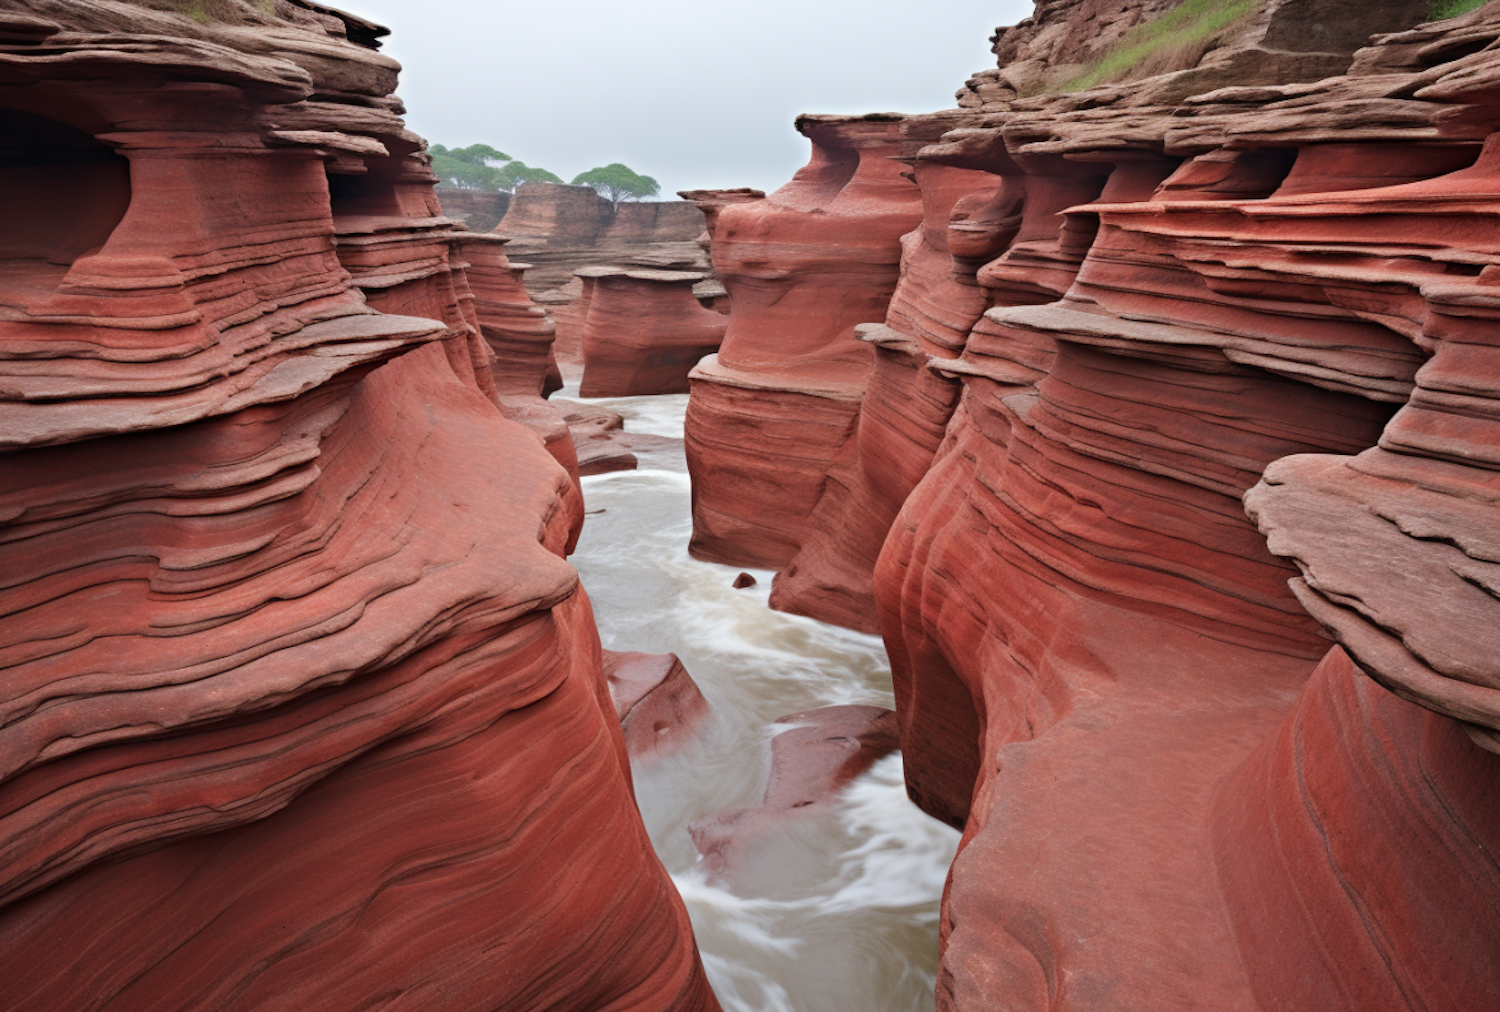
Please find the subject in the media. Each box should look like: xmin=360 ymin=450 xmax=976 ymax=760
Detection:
xmin=498 ymin=161 xmax=564 ymax=190
xmin=572 ymin=163 xmax=661 ymax=203
xmin=429 ymin=143 xmax=509 ymax=190
xmin=429 ymin=144 xmax=563 ymax=192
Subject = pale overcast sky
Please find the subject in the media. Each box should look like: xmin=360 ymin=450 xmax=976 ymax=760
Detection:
xmin=337 ymin=1 xmax=1034 ymax=196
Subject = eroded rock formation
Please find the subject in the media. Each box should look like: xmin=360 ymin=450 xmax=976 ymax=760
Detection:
xmin=495 ymin=183 xmax=713 ymax=370
xmin=0 ymin=4 xmax=717 ymax=1009
xmin=433 ymin=186 xmax=511 ymax=232
xmin=683 ymin=114 xmax=933 ymax=569
xmin=604 ymin=650 xmax=711 ymax=759
xmin=576 ymin=266 xmax=728 ymax=397
xmin=686 ymin=0 xmax=1500 ymax=1009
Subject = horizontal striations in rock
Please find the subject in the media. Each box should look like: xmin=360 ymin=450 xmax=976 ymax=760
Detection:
xmin=838 ymin=4 xmax=1500 ymax=1011
xmin=768 ymin=113 xmax=998 ymax=630
xmin=684 ymin=113 xmax=927 ymax=569
xmin=433 ymin=187 xmax=510 ymax=232
xmin=767 ymin=108 xmax=1173 ymax=632
xmin=576 ymin=266 xmax=727 ymax=397
xmin=495 ymin=184 xmax=711 ymax=370
xmin=1 ymin=591 xmax=716 ymax=1012
xmin=0 ymin=3 xmax=717 ymax=1009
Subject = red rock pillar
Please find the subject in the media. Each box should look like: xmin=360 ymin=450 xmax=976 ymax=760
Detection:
xmin=577 ymin=266 xmax=727 ymax=397
xmin=684 ymin=114 xmax=923 ymax=569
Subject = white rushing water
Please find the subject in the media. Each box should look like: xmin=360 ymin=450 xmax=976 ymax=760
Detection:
xmin=562 ymin=388 xmax=961 ymax=1012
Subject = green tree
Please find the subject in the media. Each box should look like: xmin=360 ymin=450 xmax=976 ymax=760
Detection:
xmin=448 ymin=143 xmax=511 ymax=164
xmin=497 ymin=161 xmax=564 ymax=191
xmin=429 ymin=143 xmax=513 ymax=190
xmin=571 ymin=163 xmax=661 ymax=203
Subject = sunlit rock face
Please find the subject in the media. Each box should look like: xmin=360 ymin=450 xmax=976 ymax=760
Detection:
xmin=871 ymin=6 xmax=1500 ymax=1011
xmin=0 ymin=3 xmax=717 ymax=1009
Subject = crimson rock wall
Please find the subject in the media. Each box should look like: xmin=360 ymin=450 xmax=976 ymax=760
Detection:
xmin=685 ymin=1 xmax=1500 ymax=1009
xmin=0 ymin=4 xmax=718 ymax=1009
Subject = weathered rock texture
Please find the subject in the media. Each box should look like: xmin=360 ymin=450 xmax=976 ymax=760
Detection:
xmin=496 ymin=183 xmax=714 ymax=371
xmin=684 ymin=114 xmax=936 ymax=569
xmin=433 ymin=186 xmax=511 ymax=233
xmin=0 ymin=4 xmax=718 ymax=1010
xmin=576 ymin=266 xmax=728 ymax=396
xmin=687 ymin=0 xmax=1500 ymax=1009
xmin=964 ymin=0 xmax=1433 ymax=103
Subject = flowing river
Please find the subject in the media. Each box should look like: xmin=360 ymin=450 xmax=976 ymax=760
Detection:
xmin=561 ymin=387 xmax=960 ymax=1012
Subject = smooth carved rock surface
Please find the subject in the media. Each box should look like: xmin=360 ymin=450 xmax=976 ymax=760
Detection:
xmin=576 ymin=266 xmax=727 ymax=397
xmin=603 ymin=650 xmax=711 ymax=759
xmin=871 ymin=7 xmax=1500 ymax=1012
xmin=0 ymin=4 xmax=718 ymax=1010
xmin=496 ymin=184 xmax=712 ymax=367
xmin=683 ymin=114 xmax=932 ymax=570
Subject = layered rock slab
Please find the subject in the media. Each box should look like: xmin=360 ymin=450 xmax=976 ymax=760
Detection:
xmin=577 ymin=266 xmax=727 ymax=397
xmin=603 ymin=649 xmax=711 ymax=759
xmin=496 ymin=184 xmax=712 ymax=369
xmin=688 ymin=705 xmax=898 ymax=880
xmin=689 ymin=2 xmax=1500 ymax=1010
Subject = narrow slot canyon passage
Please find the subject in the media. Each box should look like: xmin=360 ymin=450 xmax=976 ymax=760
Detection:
xmin=7 ymin=3 xmax=1500 ymax=1011
xmin=559 ymin=382 xmax=960 ymax=1012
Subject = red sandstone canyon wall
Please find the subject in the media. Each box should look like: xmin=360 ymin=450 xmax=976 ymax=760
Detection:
xmin=575 ymin=266 xmax=728 ymax=397
xmin=433 ymin=186 xmax=511 ymax=233
xmin=0 ymin=3 xmax=717 ymax=1009
xmin=686 ymin=0 xmax=1500 ymax=1009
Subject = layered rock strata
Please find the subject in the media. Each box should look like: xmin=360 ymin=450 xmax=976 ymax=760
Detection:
xmin=495 ymin=183 xmax=712 ymax=368
xmin=0 ymin=4 xmax=717 ymax=1010
xmin=897 ymin=8 xmax=1500 ymax=1012
xmin=683 ymin=114 xmax=934 ymax=569
xmin=554 ymin=398 xmax=685 ymax=476
xmin=576 ymin=266 xmax=727 ymax=397
xmin=687 ymin=0 xmax=1500 ymax=1009
xmin=433 ymin=186 xmax=511 ymax=233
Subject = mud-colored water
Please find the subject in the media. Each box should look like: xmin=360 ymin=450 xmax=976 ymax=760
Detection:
xmin=562 ymin=389 xmax=960 ymax=1012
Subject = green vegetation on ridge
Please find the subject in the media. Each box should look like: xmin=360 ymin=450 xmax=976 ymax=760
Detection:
xmin=429 ymin=144 xmax=564 ymax=191
xmin=1428 ymin=0 xmax=1485 ymax=20
xmin=430 ymin=145 xmax=658 ymax=200
xmin=1050 ymin=0 xmax=1260 ymax=93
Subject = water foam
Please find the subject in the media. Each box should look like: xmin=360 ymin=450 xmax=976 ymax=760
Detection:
xmin=565 ymin=390 xmax=959 ymax=1012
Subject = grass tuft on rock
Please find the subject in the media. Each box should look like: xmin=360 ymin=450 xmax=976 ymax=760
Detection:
xmin=1428 ymin=0 xmax=1486 ymax=20
xmin=1052 ymin=0 xmax=1261 ymax=92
